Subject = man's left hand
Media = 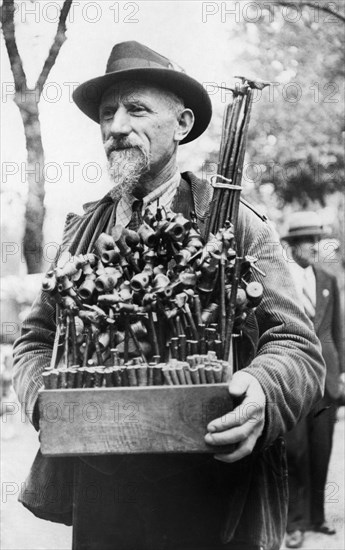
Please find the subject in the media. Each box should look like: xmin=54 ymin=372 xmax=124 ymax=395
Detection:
xmin=205 ymin=371 xmax=266 ymax=463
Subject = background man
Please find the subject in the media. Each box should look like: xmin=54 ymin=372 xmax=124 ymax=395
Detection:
xmin=282 ymin=211 xmax=345 ymax=549
xmin=13 ymin=42 xmax=325 ymax=550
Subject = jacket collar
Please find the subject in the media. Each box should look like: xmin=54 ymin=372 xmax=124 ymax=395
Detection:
xmin=313 ymin=266 xmax=330 ymax=328
xmin=82 ymin=192 xmax=114 ymax=215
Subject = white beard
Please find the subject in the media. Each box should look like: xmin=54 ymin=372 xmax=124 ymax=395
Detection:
xmin=107 ymin=146 xmax=150 ymax=201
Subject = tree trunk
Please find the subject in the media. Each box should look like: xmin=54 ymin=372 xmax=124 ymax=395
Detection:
xmin=1 ymin=0 xmax=73 ymax=273
xmin=17 ymin=90 xmax=45 ymax=273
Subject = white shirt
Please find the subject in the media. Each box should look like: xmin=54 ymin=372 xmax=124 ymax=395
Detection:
xmin=115 ymin=169 xmax=181 ymax=228
xmin=288 ymin=262 xmax=316 ymax=315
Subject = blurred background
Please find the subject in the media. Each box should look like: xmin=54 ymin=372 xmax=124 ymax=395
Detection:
xmin=1 ymin=1 xmax=344 ymax=548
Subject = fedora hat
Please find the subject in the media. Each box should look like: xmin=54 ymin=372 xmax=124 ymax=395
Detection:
xmin=72 ymin=41 xmax=212 ymax=145
xmin=281 ymin=211 xmax=325 ymax=242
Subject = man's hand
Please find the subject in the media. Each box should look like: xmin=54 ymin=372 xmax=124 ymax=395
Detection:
xmin=204 ymin=371 xmax=266 ymax=463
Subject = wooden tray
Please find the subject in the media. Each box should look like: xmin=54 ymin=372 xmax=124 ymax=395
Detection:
xmin=38 ymin=384 xmax=233 ymax=455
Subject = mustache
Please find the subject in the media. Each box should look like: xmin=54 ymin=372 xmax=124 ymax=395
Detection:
xmin=104 ymin=137 xmax=144 ymax=156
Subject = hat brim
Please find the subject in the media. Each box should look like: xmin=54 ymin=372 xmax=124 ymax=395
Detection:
xmin=72 ymin=68 xmax=212 ymax=145
xmin=282 ymin=228 xmax=324 ymax=242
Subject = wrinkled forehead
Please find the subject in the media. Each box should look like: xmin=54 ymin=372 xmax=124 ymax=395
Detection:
xmin=100 ymin=80 xmax=172 ymax=107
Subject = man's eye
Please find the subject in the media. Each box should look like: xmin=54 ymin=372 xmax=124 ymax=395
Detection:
xmin=129 ymin=105 xmax=146 ymax=114
xmin=101 ymin=110 xmax=114 ymax=120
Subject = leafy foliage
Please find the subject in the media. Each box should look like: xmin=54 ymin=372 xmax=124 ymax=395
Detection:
xmin=224 ymin=4 xmax=345 ymax=206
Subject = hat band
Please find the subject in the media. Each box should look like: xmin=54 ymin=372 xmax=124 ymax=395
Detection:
xmin=107 ymin=57 xmax=171 ymax=73
xmin=289 ymin=225 xmax=322 ymax=233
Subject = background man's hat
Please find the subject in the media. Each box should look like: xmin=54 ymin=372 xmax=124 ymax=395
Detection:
xmin=281 ymin=211 xmax=325 ymax=242
xmin=72 ymin=41 xmax=212 ymax=145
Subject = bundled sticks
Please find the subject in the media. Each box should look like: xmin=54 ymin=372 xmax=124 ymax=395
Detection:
xmin=206 ymin=77 xmax=270 ymax=237
xmin=42 ymin=352 xmax=231 ymax=389
xmin=204 ymin=77 xmax=270 ymax=360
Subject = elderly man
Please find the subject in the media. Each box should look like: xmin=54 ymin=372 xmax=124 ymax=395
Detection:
xmin=13 ymin=42 xmax=325 ymax=550
xmin=281 ymin=212 xmax=345 ymax=549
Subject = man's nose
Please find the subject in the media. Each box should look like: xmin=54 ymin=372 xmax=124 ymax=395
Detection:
xmin=109 ymin=106 xmax=131 ymax=137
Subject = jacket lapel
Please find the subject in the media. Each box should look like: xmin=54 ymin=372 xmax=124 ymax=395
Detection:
xmin=313 ymin=267 xmax=330 ymax=328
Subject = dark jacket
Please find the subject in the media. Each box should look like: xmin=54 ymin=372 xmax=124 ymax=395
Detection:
xmin=313 ymin=265 xmax=344 ymax=400
xmin=12 ymin=173 xmax=325 ymax=550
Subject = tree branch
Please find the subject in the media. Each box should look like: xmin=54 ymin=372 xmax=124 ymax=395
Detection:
xmin=272 ymin=1 xmax=345 ymax=23
xmin=35 ymin=0 xmax=73 ymax=95
xmin=0 ymin=0 xmax=27 ymax=92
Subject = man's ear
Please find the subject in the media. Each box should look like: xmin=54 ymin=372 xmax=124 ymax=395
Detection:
xmin=174 ymin=109 xmax=195 ymax=143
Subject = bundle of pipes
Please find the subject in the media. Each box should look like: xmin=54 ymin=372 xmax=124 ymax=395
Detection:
xmin=205 ymin=77 xmax=270 ymax=237
xmin=41 ymin=204 xmax=263 ymax=386
xmin=42 ymin=351 xmax=232 ymax=390
xmin=204 ymin=77 xmax=270 ymax=361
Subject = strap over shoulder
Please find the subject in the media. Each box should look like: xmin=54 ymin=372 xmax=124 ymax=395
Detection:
xmin=240 ymin=197 xmax=267 ymax=223
xmin=179 ymin=171 xmax=267 ymax=233
xmin=173 ymin=172 xmax=213 ymax=239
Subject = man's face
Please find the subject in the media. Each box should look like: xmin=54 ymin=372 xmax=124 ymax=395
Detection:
xmin=290 ymin=236 xmax=319 ymax=268
xmin=99 ymin=81 xmax=183 ymax=193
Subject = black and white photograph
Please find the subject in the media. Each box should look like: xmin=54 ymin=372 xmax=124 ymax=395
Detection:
xmin=1 ymin=1 xmax=344 ymax=549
